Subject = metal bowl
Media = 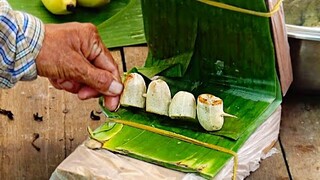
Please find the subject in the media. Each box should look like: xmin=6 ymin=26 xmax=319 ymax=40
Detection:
xmin=286 ymin=24 xmax=320 ymax=92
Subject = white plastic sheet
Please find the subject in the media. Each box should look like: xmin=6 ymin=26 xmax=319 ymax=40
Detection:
xmin=51 ymin=107 xmax=281 ymax=180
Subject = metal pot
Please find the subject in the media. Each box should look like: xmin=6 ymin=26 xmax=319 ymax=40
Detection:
xmin=286 ymin=24 xmax=320 ymax=92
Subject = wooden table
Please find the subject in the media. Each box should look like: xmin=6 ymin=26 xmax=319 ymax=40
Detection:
xmin=0 ymin=46 xmax=319 ymax=180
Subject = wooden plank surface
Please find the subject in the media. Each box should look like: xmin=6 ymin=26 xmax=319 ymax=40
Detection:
xmin=123 ymin=46 xmax=148 ymax=71
xmin=280 ymin=92 xmax=320 ymax=180
xmin=268 ymin=0 xmax=293 ymax=96
xmin=0 ymin=78 xmax=65 ymax=180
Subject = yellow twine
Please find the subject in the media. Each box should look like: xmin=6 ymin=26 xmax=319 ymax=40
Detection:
xmin=197 ymin=0 xmax=283 ymax=17
xmin=109 ymin=118 xmax=239 ymax=180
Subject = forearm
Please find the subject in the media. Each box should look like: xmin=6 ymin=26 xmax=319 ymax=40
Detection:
xmin=0 ymin=0 xmax=44 ymax=88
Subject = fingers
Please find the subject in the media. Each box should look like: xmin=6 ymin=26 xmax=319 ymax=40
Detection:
xmin=88 ymin=41 xmax=102 ymax=61
xmin=80 ymin=27 xmax=123 ymax=111
xmin=79 ymin=23 xmax=100 ymax=59
xmin=57 ymin=79 xmax=82 ymax=93
xmin=77 ymin=86 xmax=120 ymax=111
xmin=38 ymin=23 xmax=123 ymax=112
xmin=93 ymin=46 xmax=121 ymax=82
xmin=49 ymin=79 xmax=82 ymax=94
xmin=53 ymin=50 xmax=122 ymax=96
xmin=82 ymin=65 xmax=123 ymax=96
xmin=77 ymin=27 xmax=123 ymax=96
xmin=49 ymin=79 xmax=63 ymax=90
xmin=103 ymin=95 xmax=121 ymax=112
xmin=79 ymin=23 xmax=121 ymax=82
xmin=86 ymin=38 xmax=121 ymax=83
xmin=78 ymin=86 xmax=100 ymax=99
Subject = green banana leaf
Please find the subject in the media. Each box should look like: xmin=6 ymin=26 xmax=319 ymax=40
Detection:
xmin=12 ymin=0 xmax=283 ymax=178
xmin=8 ymin=0 xmax=146 ymax=48
xmin=90 ymin=0 xmax=283 ymax=179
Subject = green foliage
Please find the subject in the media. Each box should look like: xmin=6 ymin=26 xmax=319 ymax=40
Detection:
xmin=11 ymin=0 xmax=283 ymax=178
xmin=8 ymin=0 xmax=146 ymax=48
xmin=96 ymin=0 xmax=282 ymax=178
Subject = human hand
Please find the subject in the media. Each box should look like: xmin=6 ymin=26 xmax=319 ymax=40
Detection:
xmin=35 ymin=22 xmax=123 ymax=111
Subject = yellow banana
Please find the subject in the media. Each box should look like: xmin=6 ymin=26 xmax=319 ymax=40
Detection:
xmin=41 ymin=0 xmax=77 ymax=15
xmin=77 ymin=0 xmax=110 ymax=8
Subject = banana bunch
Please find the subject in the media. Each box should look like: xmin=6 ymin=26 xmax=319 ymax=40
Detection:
xmin=41 ymin=0 xmax=110 ymax=15
xmin=78 ymin=0 xmax=110 ymax=8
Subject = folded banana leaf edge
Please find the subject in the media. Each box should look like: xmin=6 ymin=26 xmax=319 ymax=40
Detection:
xmin=89 ymin=0 xmax=283 ymax=179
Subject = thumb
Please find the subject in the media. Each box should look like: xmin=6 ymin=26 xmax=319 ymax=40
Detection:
xmin=81 ymin=67 xmax=123 ymax=96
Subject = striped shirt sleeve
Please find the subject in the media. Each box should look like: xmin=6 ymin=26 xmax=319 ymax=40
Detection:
xmin=0 ymin=0 xmax=45 ymax=88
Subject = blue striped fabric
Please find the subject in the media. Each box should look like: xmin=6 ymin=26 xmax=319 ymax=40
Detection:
xmin=0 ymin=0 xmax=44 ymax=88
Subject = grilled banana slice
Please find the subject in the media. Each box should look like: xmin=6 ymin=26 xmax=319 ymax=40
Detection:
xmin=146 ymin=79 xmax=171 ymax=116
xmin=169 ymin=91 xmax=196 ymax=120
xmin=197 ymin=94 xmax=236 ymax=131
xmin=120 ymin=73 xmax=146 ymax=108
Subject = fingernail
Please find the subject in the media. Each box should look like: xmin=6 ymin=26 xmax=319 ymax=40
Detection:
xmin=114 ymin=102 xmax=121 ymax=112
xmin=90 ymin=43 xmax=102 ymax=59
xmin=61 ymin=81 xmax=73 ymax=90
xmin=108 ymin=80 xmax=123 ymax=95
xmin=92 ymin=43 xmax=99 ymax=52
xmin=78 ymin=91 xmax=88 ymax=99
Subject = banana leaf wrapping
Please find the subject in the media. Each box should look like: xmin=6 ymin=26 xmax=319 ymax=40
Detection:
xmin=8 ymin=0 xmax=145 ymax=48
xmin=10 ymin=0 xmax=283 ymax=178
xmin=91 ymin=0 xmax=282 ymax=179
